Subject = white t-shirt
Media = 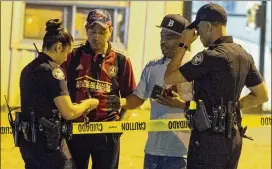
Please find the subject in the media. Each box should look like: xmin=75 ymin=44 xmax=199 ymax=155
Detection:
xmin=133 ymin=53 xmax=193 ymax=157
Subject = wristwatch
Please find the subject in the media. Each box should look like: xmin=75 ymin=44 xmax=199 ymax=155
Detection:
xmin=179 ymin=43 xmax=188 ymax=50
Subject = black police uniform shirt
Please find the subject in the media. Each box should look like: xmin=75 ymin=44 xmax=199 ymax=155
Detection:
xmin=20 ymin=52 xmax=68 ymax=121
xmin=179 ymin=36 xmax=263 ymax=113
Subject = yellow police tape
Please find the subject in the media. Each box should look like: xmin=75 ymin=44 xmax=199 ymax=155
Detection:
xmin=73 ymin=115 xmax=271 ymax=134
xmin=0 ymin=115 xmax=271 ymax=135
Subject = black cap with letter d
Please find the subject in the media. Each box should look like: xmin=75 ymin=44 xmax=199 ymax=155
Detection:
xmin=157 ymin=14 xmax=189 ymax=35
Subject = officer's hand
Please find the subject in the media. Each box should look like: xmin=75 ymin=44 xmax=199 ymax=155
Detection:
xmin=156 ymin=91 xmax=185 ymax=109
xmin=181 ymin=28 xmax=198 ymax=46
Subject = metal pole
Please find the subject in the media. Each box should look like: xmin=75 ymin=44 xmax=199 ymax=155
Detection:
xmin=258 ymin=1 xmax=267 ymax=113
xmin=183 ymin=1 xmax=192 ymax=23
xmin=259 ymin=1 xmax=267 ymax=77
xmin=183 ymin=1 xmax=192 ymax=51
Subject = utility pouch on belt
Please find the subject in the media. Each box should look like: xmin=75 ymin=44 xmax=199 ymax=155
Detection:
xmin=14 ymin=112 xmax=22 ymax=147
xmin=30 ymin=111 xmax=36 ymax=143
xmin=212 ymin=104 xmax=226 ymax=133
xmin=38 ymin=117 xmax=61 ymax=150
xmin=226 ymin=101 xmax=234 ymax=138
xmin=193 ymin=100 xmax=211 ymax=131
xmin=62 ymin=120 xmax=73 ymax=140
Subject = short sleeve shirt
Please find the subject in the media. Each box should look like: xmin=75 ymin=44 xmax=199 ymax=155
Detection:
xmin=133 ymin=55 xmax=193 ymax=157
xmin=179 ymin=36 xmax=263 ymax=112
xmin=20 ymin=53 xmax=69 ymax=119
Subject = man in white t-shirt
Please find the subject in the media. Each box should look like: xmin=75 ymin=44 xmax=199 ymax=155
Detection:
xmin=121 ymin=14 xmax=192 ymax=169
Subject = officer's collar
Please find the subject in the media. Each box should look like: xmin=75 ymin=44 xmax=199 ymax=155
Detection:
xmin=212 ymin=36 xmax=233 ymax=45
xmin=38 ymin=52 xmax=54 ymax=62
xmin=83 ymin=40 xmax=111 ymax=56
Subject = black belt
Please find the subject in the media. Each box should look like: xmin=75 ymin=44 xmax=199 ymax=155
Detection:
xmin=207 ymin=114 xmax=238 ymax=123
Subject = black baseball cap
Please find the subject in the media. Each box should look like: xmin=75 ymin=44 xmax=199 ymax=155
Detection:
xmin=187 ymin=3 xmax=227 ymax=29
xmin=86 ymin=9 xmax=112 ymax=28
xmin=157 ymin=14 xmax=189 ymax=35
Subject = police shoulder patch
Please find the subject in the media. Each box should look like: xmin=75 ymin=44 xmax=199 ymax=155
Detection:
xmin=191 ymin=53 xmax=204 ymax=65
xmin=52 ymin=67 xmax=65 ymax=80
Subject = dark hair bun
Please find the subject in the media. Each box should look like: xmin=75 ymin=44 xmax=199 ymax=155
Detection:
xmin=45 ymin=19 xmax=62 ymax=32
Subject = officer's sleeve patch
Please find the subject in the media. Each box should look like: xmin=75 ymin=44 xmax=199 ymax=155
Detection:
xmin=191 ymin=53 xmax=204 ymax=65
xmin=52 ymin=67 xmax=65 ymax=80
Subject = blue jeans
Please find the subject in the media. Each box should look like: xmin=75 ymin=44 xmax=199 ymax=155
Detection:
xmin=144 ymin=154 xmax=187 ymax=169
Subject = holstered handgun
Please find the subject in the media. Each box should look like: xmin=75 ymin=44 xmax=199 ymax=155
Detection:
xmin=38 ymin=117 xmax=61 ymax=150
xmin=185 ymin=100 xmax=211 ymax=131
xmin=193 ymin=100 xmax=211 ymax=131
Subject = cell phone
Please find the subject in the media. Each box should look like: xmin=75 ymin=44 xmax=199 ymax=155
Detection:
xmin=151 ymin=85 xmax=164 ymax=99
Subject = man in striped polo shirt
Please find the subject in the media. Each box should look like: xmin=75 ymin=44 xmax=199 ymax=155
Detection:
xmin=61 ymin=9 xmax=136 ymax=169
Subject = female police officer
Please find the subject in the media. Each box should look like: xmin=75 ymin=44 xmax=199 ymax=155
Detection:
xmin=19 ymin=19 xmax=99 ymax=169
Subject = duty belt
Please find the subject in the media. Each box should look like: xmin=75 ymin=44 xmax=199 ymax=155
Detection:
xmin=185 ymin=101 xmax=238 ymax=139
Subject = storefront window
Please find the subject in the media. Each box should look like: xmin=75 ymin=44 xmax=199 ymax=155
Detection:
xmin=24 ymin=4 xmax=64 ymax=39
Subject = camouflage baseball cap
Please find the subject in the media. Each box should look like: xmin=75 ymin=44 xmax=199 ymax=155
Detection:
xmin=86 ymin=9 xmax=112 ymax=28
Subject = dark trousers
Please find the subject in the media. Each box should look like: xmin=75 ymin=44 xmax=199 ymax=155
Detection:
xmin=187 ymin=128 xmax=242 ymax=169
xmin=19 ymin=138 xmax=76 ymax=169
xmin=68 ymin=133 xmax=121 ymax=169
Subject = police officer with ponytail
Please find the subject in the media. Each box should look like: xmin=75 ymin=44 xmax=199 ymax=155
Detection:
xmin=19 ymin=19 xmax=99 ymax=169
xmin=164 ymin=3 xmax=268 ymax=169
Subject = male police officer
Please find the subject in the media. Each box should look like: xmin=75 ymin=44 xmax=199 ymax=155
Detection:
xmin=61 ymin=9 xmax=136 ymax=169
xmin=164 ymin=3 xmax=268 ymax=169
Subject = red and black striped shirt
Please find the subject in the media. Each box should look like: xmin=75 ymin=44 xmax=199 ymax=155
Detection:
xmin=61 ymin=41 xmax=136 ymax=122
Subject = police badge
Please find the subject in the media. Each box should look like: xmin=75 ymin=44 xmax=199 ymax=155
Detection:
xmin=191 ymin=53 xmax=204 ymax=65
xmin=52 ymin=67 xmax=65 ymax=80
